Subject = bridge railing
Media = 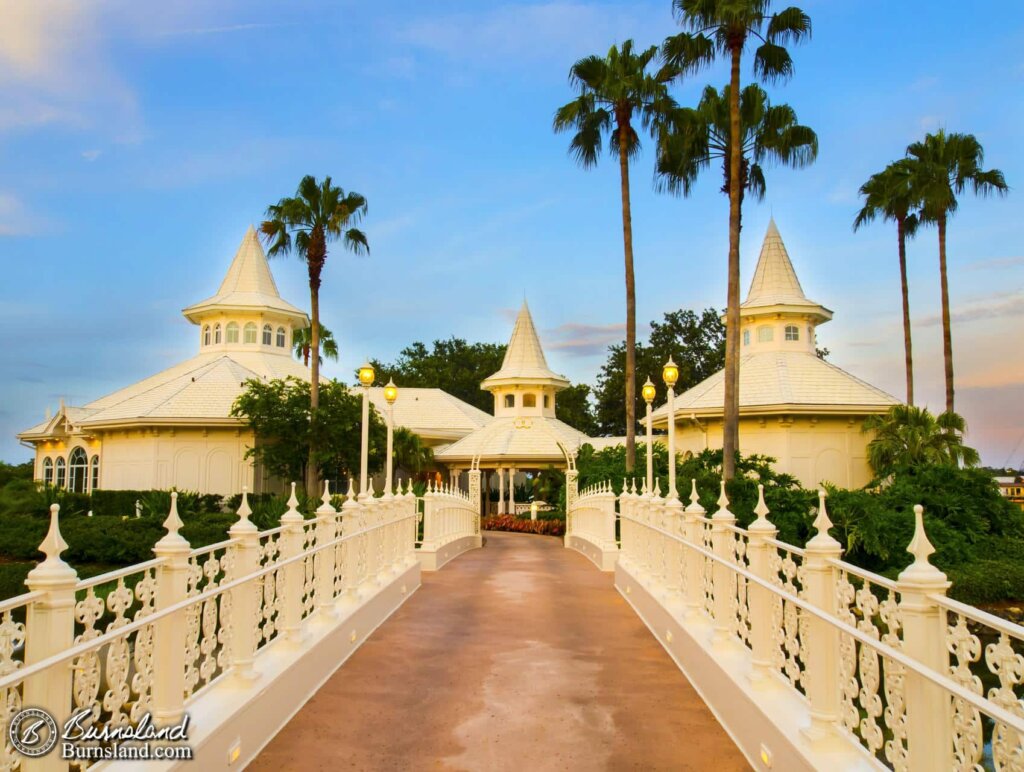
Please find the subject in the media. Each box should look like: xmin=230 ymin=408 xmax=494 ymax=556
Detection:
xmin=0 ymin=480 xmax=420 ymax=771
xmin=417 ymin=479 xmax=482 ymax=571
xmin=564 ymin=480 xmax=619 ymax=571
xmin=611 ymin=478 xmax=1024 ymax=771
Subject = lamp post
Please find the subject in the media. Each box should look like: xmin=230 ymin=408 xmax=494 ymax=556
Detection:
xmin=662 ymin=357 xmax=679 ymax=503
xmin=357 ymin=362 xmax=375 ymax=497
xmin=383 ymin=379 xmax=398 ymax=497
xmin=641 ymin=377 xmax=656 ymax=494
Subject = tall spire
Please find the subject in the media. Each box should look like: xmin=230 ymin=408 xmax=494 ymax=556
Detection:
xmin=182 ymin=226 xmax=308 ymax=325
xmin=743 ymin=219 xmax=812 ymax=308
xmin=481 ymin=301 xmax=570 ymax=391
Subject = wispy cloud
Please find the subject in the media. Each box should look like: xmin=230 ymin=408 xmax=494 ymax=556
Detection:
xmin=396 ymin=2 xmax=663 ymax=68
xmin=0 ymin=193 xmax=44 ymax=237
xmin=157 ymin=22 xmax=297 ymax=37
xmin=918 ymin=291 xmax=1024 ymax=327
xmin=546 ymin=321 xmax=625 ymax=356
xmin=967 ymin=255 xmax=1024 ymax=271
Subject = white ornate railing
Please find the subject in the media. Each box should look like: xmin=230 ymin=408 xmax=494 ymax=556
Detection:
xmin=0 ymin=479 xmax=420 ymax=771
xmin=609 ymin=477 xmax=1024 ymax=771
xmin=417 ymin=479 xmax=482 ymax=571
xmin=565 ymin=481 xmax=619 ymax=571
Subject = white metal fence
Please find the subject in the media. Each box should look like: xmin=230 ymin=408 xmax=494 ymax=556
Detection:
xmin=612 ymin=478 xmax=1024 ymax=770
xmin=0 ymin=481 xmax=418 ymax=771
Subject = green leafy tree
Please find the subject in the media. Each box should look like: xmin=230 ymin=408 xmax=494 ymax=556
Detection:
xmin=663 ymin=0 xmax=812 ymax=481
xmin=555 ymin=383 xmax=599 ymax=435
xmin=594 ymin=308 xmax=725 ymax=435
xmin=293 ymin=324 xmax=339 ymax=367
xmin=261 ymin=175 xmax=369 ymax=494
xmin=853 ymin=160 xmax=921 ymax=405
xmin=906 ymin=130 xmax=1008 ymax=412
xmin=553 ymin=40 xmax=676 ymax=474
xmin=393 ymin=428 xmax=434 ymax=477
xmin=370 ymin=338 xmax=507 ymax=414
xmin=231 ymin=377 xmax=385 ymax=487
xmin=656 ymin=83 xmax=817 ymax=227
xmin=862 ymin=405 xmax=981 ymax=480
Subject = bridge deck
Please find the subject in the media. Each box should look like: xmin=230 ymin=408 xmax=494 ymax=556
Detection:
xmin=250 ymin=531 xmax=746 ymax=771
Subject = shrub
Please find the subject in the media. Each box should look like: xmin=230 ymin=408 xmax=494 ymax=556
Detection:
xmin=482 ymin=515 xmax=565 ymax=537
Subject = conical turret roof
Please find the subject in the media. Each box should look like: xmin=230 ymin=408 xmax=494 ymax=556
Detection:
xmin=182 ymin=226 xmax=308 ymax=324
xmin=741 ymin=219 xmax=831 ymax=322
xmin=481 ymin=301 xmax=570 ymax=391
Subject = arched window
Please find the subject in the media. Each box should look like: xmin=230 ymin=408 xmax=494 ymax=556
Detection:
xmin=214 ymin=324 xmax=222 ymax=344
xmin=743 ymin=330 xmax=750 ymax=346
xmin=504 ymin=394 xmax=515 ymax=408
xmin=55 ymin=457 xmax=66 ymax=489
xmin=243 ymin=322 xmax=257 ymax=344
xmin=262 ymin=324 xmax=273 ymax=345
xmin=276 ymin=327 xmax=286 ymax=347
xmin=785 ymin=325 xmax=799 ymax=341
xmin=226 ymin=322 xmax=239 ymax=343
xmin=90 ymin=455 xmax=100 ymax=491
xmin=42 ymin=457 xmax=53 ymax=486
xmin=69 ymin=447 xmax=88 ymax=493
xmin=523 ymin=394 xmax=537 ymax=408
xmin=757 ymin=326 xmax=774 ymax=343
xmin=203 ymin=325 xmax=211 ymax=346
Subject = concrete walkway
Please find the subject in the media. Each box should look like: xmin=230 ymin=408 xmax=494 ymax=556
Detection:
xmin=251 ymin=532 xmax=747 ymax=771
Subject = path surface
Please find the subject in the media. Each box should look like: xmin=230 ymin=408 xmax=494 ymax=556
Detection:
xmin=251 ymin=532 xmax=747 ymax=771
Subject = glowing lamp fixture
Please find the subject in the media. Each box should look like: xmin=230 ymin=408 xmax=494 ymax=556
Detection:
xmin=662 ymin=357 xmax=679 ymax=389
xmin=641 ymin=378 xmax=656 ymax=404
xmin=383 ymin=379 xmax=398 ymax=405
xmin=358 ymin=362 xmax=375 ymax=387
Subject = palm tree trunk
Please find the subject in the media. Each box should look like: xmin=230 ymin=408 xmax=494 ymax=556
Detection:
xmin=938 ymin=214 xmax=954 ymax=413
xmin=897 ymin=217 xmax=914 ymax=406
xmin=722 ymin=45 xmax=743 ymax=481
xmin=617 ymin=115 xmax=637 ymax=474
xmin=306 ymin=227 xmax=326 ymax=497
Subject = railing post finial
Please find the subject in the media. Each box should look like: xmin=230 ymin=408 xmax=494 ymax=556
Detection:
xmin=899 ymin=504 xmax=947 ymax=584
xmin=807 ymin=489 xmax=840 ymax=550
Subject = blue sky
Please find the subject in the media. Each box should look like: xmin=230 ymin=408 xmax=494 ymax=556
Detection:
xmin=0 ymin=0 xmax=1022 ymax=466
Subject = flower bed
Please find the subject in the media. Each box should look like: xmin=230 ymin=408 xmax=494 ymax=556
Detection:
xmin=481 ymin=515 xmax=565 ymax=537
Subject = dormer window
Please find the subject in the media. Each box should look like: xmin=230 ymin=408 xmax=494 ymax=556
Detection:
xmin=203 ymin=325 xmax=211 ymax=346
xmin=785 ymin=325 xmax=799 ymax=341
xmin=262 ymin=324 xmax=273 ymax=345
xmin=504 ymin=394 xmax=515 ymax=409
xmin=743 ymin=330 xmax=750 ymax=346
xmin=523 ymin=394 xmax=537 ymax=408
xmin=757 ymin=326 xmax=773 ymax=343
xmin=42 ymin=457 xmax=53 ymax=486
xmin=214 ymin=324 xmax=222 ymax=344
xmin=276 ymin=327 xmax=286 ymax=347
xmin=243 ymin=322 xmax=257 ymax=344
xmin=226 ymin=322 xmax=239 ymax=343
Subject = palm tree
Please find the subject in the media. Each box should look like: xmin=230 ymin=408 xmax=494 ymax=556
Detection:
xmin=393 ymin=428 xmax=434 ymax=476
xmin=853 ymin=159 xmax=921 ymax=406
xmin=657 ymin=82 xmax=817 ymax=225
xmin=863 ymin=404 xmax=980 ymax=479
xmin=293 ymin=324 xmax=339 ymax=367
xmin=261 ymin=176 xmax=369 ymax=495
xmin=553 ymin=40 xmax=675 ymax=475
xmin=906 ymin=130 xmax=1008 ymax=413
xmin=662 ymin=0 xmax=811 ymax=481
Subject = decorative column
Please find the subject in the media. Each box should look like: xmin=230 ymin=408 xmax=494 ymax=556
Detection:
xmin=151 ymin=493 xmax=194 ymax=723
xmin=564 ymin=469 xmax=578 ymax=544
xmin=683 ymin=480 xmax=705 ymax=621
xmin=498 ymin=467 xmax=506 ymax=515
xmin=800 ymin=490 xmax=843 ymax=747
xmin=897 ymin=505 xmax=952 ymax=769
xmin=509 ymin=467 xmax=516 ymax=515
xmin=226 ymin=489 xmax=260 ymax=684
xmin=315 ymin=481 xmax=338 ymax=614
xmin=746 ymin=485 xmax=779 ymax=686
xmin=711 ymin=482 xmax=737 ymax=643
xmin=278 ymin=484 xmax=306 ymax=644
xmin=23 ymin=505 xmax=77 ymax=772
xmin=468 ymin=468 xmax=482 ymax=545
